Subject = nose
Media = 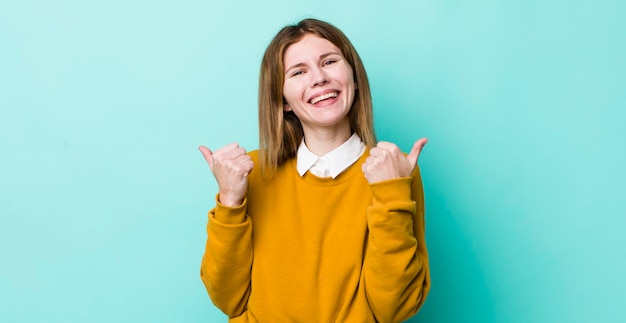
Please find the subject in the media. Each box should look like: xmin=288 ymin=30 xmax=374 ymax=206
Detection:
xmin=310 ymin=66 xmax=329 ymax=87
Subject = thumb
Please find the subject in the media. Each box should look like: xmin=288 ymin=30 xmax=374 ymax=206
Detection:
xmin=407 ymin=138 xmax=428 ymax=166
xmin=198 ymin=145 xmax=214 ymax=169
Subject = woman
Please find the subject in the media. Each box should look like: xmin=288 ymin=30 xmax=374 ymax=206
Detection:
xmin=199 ymin=18 xmax=430 ymax=322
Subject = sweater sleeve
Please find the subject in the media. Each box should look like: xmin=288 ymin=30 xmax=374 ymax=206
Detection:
xmin=199 ymin=195 xmax=253 ymax=318
xmin=363 ymin=166 xmax=431 ymax=323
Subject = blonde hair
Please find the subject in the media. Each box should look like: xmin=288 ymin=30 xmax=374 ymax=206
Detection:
xmin=258 ymin=18 xmax=376 ymax=178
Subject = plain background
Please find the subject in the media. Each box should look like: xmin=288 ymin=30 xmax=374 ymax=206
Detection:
xmin=1 ymin=0 xmax=624 ymax=322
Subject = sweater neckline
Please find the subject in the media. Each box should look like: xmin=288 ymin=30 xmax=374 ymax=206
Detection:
xmin=289 ymin=147 xmax=370 ymax=186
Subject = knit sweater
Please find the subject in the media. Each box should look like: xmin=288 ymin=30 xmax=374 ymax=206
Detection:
xmin=200 ymin=149 xmax=430 ymax=322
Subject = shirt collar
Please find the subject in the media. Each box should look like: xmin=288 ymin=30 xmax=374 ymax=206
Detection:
xmin=296 ymin=133 xmax=366 ymax=178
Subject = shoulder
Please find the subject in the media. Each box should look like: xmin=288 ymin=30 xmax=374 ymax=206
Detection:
xmin=247 ymin=149 xmax=299 ymax=182
xmin=247 ymin=149 xmax=260 ymax=162
xmin=245 ymin=150 xmax=262 ymax=185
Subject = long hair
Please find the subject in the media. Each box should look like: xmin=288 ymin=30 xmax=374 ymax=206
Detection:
xmin=258 ymin=18 xmax=376 ymax=178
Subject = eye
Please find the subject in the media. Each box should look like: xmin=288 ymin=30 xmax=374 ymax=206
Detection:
xmin=291 ymin=70 xmax=304 ymax=77
xmin=323 ymin=59 xmax=337 ymax=66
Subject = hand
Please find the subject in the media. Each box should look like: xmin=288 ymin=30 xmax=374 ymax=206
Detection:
xmin=362 ymin=138 xmax=428 ymax=183
xmin=198 ymin=143 xmax=254 ymax=207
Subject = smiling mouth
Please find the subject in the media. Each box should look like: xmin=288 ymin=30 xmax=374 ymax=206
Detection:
xmin=310 ymin=91 xmax=339 ymax=104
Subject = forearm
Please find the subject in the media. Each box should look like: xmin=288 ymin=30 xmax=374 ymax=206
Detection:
xmin=363 ymin=175 xmax=430 ymax=322
xmin=200 ymin=196 xmax=253 ymax=317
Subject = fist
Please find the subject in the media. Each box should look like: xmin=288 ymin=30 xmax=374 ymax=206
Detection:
xmin=362 ymin=138 xmax=427 ymax=183
xmin=198 ymin=143 xmax=254 ymax=206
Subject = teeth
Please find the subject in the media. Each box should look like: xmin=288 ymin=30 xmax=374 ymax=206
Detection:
xmin=311 ymin=92 xmax=338 ymax=104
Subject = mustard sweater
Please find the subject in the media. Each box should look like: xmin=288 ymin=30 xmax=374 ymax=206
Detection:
xmin=200 ymin=149 xmax=430 ymax=322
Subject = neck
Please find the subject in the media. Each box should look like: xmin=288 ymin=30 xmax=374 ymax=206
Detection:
xmin=302 ymin=121 xmax=352 ymax=156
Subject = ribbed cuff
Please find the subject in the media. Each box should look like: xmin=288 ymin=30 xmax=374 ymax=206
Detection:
xmin=212 ymin=194 xmax=248 ymax=224
xmin=369 ymin=177 xmax=412 ymax=206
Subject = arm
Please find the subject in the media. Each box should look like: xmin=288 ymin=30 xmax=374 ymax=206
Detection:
xmin=200 ymin=196 xmax=253 ymax=317
xmin=361 ymin=139 xmax=431 ymax=322
xmin=363 ymin=167 xmax=430 ymax=322
xmin=198 ymin=143 xmax=254 ymax=317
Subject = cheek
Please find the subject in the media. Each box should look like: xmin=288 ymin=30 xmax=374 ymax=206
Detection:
xmin=282 ymin=83 xmax=291 ymax=102
xmin=283 ymin=81 xmax=303 ymax=103
xmin=337 ymin=67 xmax=355 ymax=88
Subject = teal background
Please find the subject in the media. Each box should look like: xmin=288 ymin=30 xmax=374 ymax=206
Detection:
xmin=1 ymin=0 xmax=624 ymax=322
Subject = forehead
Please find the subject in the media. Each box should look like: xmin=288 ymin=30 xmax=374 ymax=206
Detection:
xmin=283 ymin=34 xmax=342 ymax=65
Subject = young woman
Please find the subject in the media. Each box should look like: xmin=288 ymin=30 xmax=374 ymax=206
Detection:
xmin=199 ymin=18 xmax=430 ymax=322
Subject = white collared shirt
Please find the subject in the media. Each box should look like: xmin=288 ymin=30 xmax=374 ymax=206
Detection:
xmin=296 ymin=133 xmax=366 ymax=179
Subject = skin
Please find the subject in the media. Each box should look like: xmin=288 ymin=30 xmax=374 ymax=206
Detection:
xmin=199 ymin=34 xmax=428 ymax=207
xmin=362 ymin=138 xmax=428 ymax=183
xmin=282 ymin=34 xmax=355 ymax=156
xmin=198 ymin=143 xmax=253 ymax=207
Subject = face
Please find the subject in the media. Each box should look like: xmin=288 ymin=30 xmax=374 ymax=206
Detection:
xmin=282 ymin=34 xmax=356 ymax=134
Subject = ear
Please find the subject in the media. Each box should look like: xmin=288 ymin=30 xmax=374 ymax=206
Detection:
xmin=283 ymin=98 xmax=292 ymax=111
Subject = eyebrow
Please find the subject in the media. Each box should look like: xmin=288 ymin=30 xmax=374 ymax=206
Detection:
xmin=285 ymin=52 xmax=341 ymax=74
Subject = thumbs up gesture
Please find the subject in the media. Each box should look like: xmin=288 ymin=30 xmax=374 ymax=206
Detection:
xmin=198 ymin=143 xmax=254 ymax=207
xmin=361 ymin=138 xmax=428 ymax=184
